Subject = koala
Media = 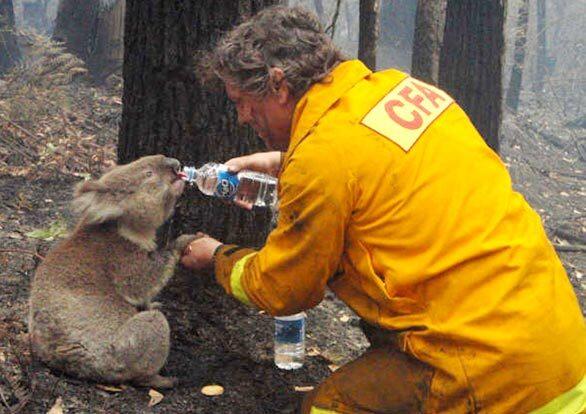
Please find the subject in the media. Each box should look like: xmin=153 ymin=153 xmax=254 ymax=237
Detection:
xmin=29 ymin=155 xmax=198 ymax=389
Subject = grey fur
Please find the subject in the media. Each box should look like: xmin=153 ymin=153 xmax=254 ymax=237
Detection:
xmin=29 ymin=155 xmax=199 ymax=389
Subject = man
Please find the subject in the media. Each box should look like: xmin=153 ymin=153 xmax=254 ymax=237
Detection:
xmin=182 ymin=6 xmax=586 ymax=413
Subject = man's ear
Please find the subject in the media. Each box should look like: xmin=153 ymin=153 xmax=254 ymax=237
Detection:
xmin=268 ymin=67 xmax=290 ymax=104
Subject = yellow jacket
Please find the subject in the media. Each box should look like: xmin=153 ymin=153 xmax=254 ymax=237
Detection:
xmin=214 ymin=60 xmax=586 ymax=413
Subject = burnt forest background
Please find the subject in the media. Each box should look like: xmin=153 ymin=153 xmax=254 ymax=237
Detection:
xmin=0 ymin=0 xmax=585 ymax=413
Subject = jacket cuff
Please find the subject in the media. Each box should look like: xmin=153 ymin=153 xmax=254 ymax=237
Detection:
xmin=213 ymin=244 xmax=257 ymax=296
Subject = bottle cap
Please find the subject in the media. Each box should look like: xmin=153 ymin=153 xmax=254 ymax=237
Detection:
xmin=181 ymin=166 xmax=196 ymax=182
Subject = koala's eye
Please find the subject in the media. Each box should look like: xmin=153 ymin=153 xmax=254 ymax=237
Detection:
xmin=145 ymin=171 xmax=153 ymax=177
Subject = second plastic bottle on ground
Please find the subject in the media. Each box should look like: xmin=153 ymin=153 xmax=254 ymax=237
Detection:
xmin=274 ymin=312 xmax=306 ymax=370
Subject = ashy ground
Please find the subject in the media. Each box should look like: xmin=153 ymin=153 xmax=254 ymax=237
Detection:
xmin=0 ymin=35 xmax=585 ymax=414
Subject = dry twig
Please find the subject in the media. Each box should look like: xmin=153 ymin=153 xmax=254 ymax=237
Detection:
xmin=553 ymin=244 xmax=586 ymax=253
xmin=0 ymin=249 xmax=45 ymax=261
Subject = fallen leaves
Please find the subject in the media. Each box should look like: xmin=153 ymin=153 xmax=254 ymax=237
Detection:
xmin=148 ymin=389 xmax=164 ymax=407
xmin=46 ymin=397 xmax=63 ymax=414
xmin=307 ymin=347 xmax=321 ymax=357
xmin=294 ymin=385 xmax=314 ymax=392
xmin=201 ymin=384 xmax=224 ymax=396
xmin=328 ymin=364 xmax=340 ymax=372
xmin=25 ymin=220 xmax=68 ymax=241
xmin=95 ymin=384 xmax=125 ymax=393
xmin=0 ymin=33 xmax=118 ymax=180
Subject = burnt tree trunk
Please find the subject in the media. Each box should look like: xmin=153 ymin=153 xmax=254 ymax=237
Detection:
xmin=344 ymin=0 xmax=352 ymax=42
xmin=378 ymin=0 xmax=416 ymax=70
xmin=410 ymin=0 xmax=446 ymax=84
xmin=53 ymin=0 xmax=124 ymax=81
xmin=505 ymin=0 xmax=529 ymax=113
xmin=87 ymin=0 xmax=125 ymax=81
xmin=119 ymin=0 xmax=278 ymax=247
xmin=53 ymin=0 xmax=100 ymax=59
xmin=0 ymin=0 xmax=20 ymax=74
xmin=313 ymin=0 xmax=324 ymax=23
xmin=439 ymin=0 xmax=505 ymax=153
xmin=358 ymin=0 xmax=380 ymax=70
xmin=533 ymin=0 xmax=547 ymax=94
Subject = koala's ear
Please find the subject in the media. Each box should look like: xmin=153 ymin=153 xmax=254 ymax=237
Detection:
xmin=72 ymin=180 xmax=124 ymax=225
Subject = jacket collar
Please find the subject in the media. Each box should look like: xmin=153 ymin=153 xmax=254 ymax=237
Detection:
xmin=286 ymin=60 xmax=372 ymax=156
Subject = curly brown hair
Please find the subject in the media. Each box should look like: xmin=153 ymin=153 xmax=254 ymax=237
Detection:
xmin=200 ymin=5 xmax=346 ymax=98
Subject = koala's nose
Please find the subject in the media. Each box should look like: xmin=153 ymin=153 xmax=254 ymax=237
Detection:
xmin=163 ymin=157 xmax=181 ymax=173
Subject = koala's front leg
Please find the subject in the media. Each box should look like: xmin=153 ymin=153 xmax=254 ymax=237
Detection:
xmin=114 ymin=234 xmax=201 ymax=308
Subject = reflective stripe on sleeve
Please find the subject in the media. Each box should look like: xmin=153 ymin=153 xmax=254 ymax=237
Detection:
xmin=229 ymin=252 xmax=256 ymax=306
xmin=531 ymin=374 xmax=586 ymax=414
xmin=310 ymin=407 xmax=340 ymax=414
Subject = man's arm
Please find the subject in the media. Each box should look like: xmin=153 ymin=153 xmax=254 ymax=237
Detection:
xmin=206 ymin=143 xmax=354 ymax=315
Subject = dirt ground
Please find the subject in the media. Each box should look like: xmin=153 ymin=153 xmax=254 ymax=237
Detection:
xmin=1 ymin=36 xmax=585 ymax=414
xmin=1 ymin=111 xmax=584 ymax=414
xmin=0 ymin=174 xmax=370 ymax=413
xmin=0 ymin=176 xmax=368 ymax=414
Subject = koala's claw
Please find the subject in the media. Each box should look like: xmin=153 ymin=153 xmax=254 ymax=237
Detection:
xmin=173 ymin=234 xmax=202 ymax=254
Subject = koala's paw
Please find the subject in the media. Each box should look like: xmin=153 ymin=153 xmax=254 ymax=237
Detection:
xmin=173 ymin=234 xmax=202 ymax=254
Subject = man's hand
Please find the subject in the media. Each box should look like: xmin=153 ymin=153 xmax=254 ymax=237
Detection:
xmin=225 ymin=151 xmax=283 ymax=177
xmin=180 ymin=233 xmax=222 ymax=270
xmin=224 ymin=151 xmax=282 ymax=210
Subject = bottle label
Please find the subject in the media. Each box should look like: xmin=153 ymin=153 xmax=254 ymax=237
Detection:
xmin=275 ymin=318 xmax=305 ymax=344
xmin=215 ymin=170 xmax=239 ymax=200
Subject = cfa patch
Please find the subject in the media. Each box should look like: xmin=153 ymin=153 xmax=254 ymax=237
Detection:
xmin=361 ymin=76 xmax=454 ymax=151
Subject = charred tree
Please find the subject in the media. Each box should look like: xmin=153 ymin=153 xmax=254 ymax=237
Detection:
xmin=505 ymin=0 xmax=529 ymax=113
xmin=324 ymin=0 xmax=342 ymax=38
xmin=313 ymin=0 xmax=324 ymax=23
xmin=0 ymin=0 xmax=21 ymax=74
xmin=88 ymin=0 xmax=125 ymax=81
xmin=358 ymin=0 xmax=380 ymax=70
xmin=378 ymin=0 xmax=416 ymax=70
xmin=410 ymin=0 xmax=446 ymax=84
xmin=53 ymin=0 xmax=124 ymax=81
xmin=533 ymin=0 xmax=547 ymax=94
xmin=20 ymin=0 xmax=50 ymax=33
xmin=439 ymin=0 xmax=505 ymax=153
xmin=53 ymin=0 xmax=99 ymax=58
xmin=344 ymin=0 xmax=352 ymax=42
xmin=119 ymin=0 xmax=278 ymax=247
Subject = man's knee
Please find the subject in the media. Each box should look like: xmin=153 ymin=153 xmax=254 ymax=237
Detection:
xmin=301 ymin=347 xmax=432 ymax=414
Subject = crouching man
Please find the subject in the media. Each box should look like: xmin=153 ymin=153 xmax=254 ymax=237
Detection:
xmin=182 ymin=6 xmax=586 ymax=413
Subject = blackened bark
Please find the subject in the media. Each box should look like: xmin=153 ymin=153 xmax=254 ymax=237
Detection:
xmin=313 ymin=0 xmax=325 ymax=23
xmin=0 ymin=0 xmax=21 ymax=74
xmin=411 ymin=0 xmax=446 ymax=84
xmin=87 ymin=0 xmax=125 ymax=81
xmin=53 ymin=0 xmax=100 ymax=59
xmin=358 ymin=0 xmax=380 ymax=70
xmin=53 ymin=0 xmax=124 ymax=82
xmin=533 ymin=0 xmax=547 ymax=94
xmin=378 ymin=0 xmax=416 ymax=70
xmin=21 ymin=0 xmax=50 ymax=34
xmin=344 ymin=0 xmax=352 ymax=41
xmin=119 ymin=0 xmax=278 ymax=247
xmin=439 ymin=0 xmax=505 ymax=153
xmin=505 ymin=0 xmax=529 ymax=113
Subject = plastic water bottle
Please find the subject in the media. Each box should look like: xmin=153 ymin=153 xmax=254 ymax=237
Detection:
xmin=181 ymin=163 xmax=277 ymax=208
xmin=274 ymin=312 xmax=306 ymax=370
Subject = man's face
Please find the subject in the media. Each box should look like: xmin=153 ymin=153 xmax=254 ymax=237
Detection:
xmin=225 ymin=81 xmax=295 ymax=152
